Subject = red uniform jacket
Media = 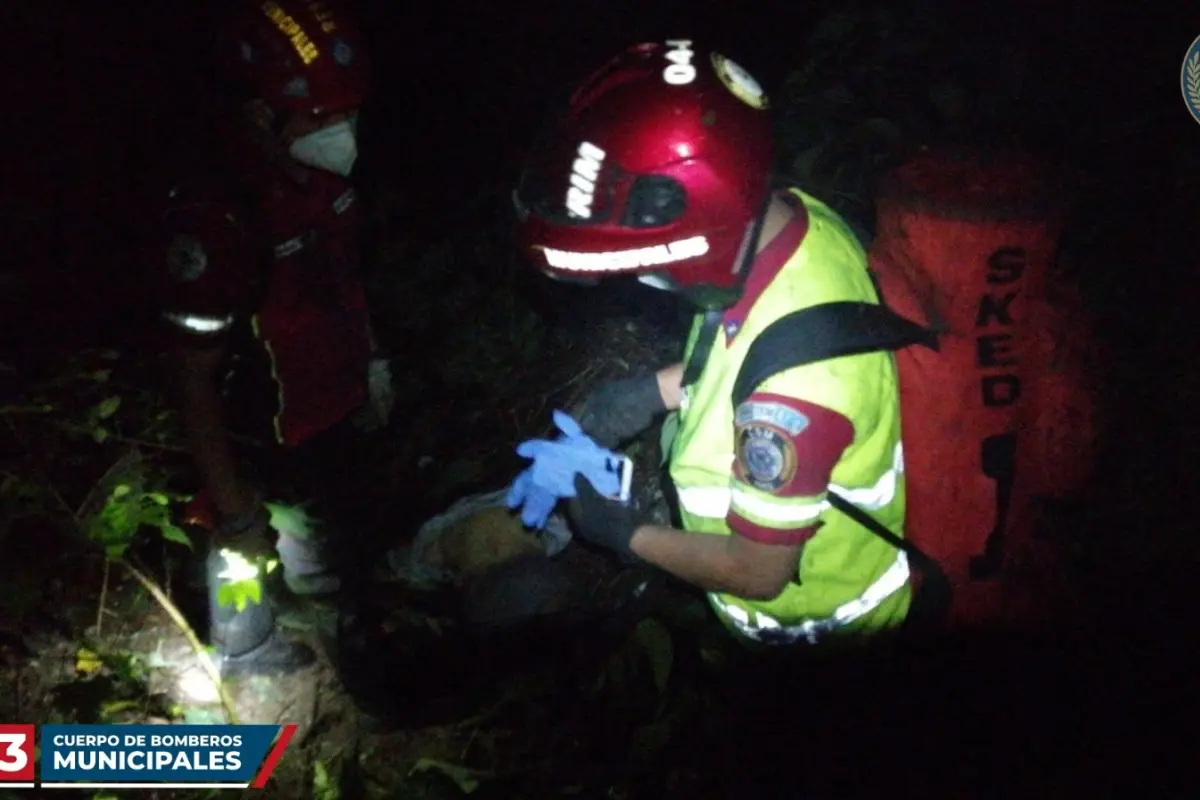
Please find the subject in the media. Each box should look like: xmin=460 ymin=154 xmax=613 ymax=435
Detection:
xmin=157 ymin=165 xmax=372 ymax=448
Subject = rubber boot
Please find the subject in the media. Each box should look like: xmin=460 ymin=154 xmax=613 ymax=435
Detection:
xmin=275 ymin=527 xmax=342 ymax=597
xmin=207 ymin=549 xmax=316 ymax=678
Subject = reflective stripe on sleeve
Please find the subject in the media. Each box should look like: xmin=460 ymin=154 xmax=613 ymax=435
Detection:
xmin=731 ymin=487 xmax=827 ymax=527
xmin=678 ymin=442 xmax=905 ymax=521
xmin=709 ymin=550 xmax=910 ymax=645
xmin=162 ymin=311 xmax=234 ymax=334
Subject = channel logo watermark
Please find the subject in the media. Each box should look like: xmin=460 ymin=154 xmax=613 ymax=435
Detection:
xmin=0 ymin=723 xmax=296 ymax=790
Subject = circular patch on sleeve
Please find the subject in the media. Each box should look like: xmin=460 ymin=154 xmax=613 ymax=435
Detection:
xmin=736 ymin=423 xmax=797 ymax=492
xmin=166 ymin=235 xmax=207 ymax=282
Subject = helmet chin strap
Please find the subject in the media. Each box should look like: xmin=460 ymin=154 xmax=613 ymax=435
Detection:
xmin=672 ymin=187 xmax=774 ymax=312
xmin=673 ymin=190 xmax=774 ymax=390
xmin=636 ymin=274 xmax=675 ymax=291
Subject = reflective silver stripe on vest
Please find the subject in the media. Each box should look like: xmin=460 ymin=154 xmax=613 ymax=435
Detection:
xmin=830 ymin=441 xmax=905 ymax=511
xmin=162 ymin=311 xmax=233 ymax=334
xmin=333 ymin=189 xmax=355 ymax=215
xmin=731 ymin=490 xmax=825 ymax=525
xmin=710 ymin=551 xmax=910 ymax=645
xmin=274 ymin=236 xmax=305 ymax=258
xmin=678 ymin=441 xmax=905 ymax=521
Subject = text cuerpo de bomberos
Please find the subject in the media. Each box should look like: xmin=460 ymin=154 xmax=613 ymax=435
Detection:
xmin=50 ymin=732 xmax=246 ymax=771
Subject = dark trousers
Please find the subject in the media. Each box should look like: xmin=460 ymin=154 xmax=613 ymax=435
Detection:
xmin=203 ymin=417 xmax=376 ymax=658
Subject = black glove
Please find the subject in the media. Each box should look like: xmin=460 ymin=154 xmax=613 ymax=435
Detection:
xmin=569 ymin=372 xmax=667 ymax=449
xmin=568 ymin=475 xmax=649 ymax=558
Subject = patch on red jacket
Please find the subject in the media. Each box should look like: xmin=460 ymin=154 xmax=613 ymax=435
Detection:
xmin=732 ymin=394 xmax=855 ymax=498
xmin=735 ymin=419 xmax=799 ymax=492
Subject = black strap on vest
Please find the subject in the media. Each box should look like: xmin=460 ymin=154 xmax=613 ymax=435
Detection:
xmin=731 ymin=301 xmax=940 ymax=407
xmin=731 ymin=300 xmax=952 ymax=632
xmin=681 ymin=310 xmax=725 ymax=389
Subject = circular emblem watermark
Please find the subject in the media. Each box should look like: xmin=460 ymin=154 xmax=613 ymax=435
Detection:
xmin=1182 ymin=34 xmax=1200 ymax=125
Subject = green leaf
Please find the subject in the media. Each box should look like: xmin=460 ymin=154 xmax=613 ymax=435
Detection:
xmin=87 ymin=491 xmax=140 ymax=558
xmin=217 ymin=578 xmax=263 ymax=613
xmin=112 ymin=484 xmax=132 ymax=500
xmin=100 ymin=699 xmax=141 ymax=718
xmin=408 ymin=759 xmax=482 ymax=795
xmin=312 ymin=759 xmax=340 ymax=800
xmin=158 ymin=523 xmax=193 ymax=551
xmin=148 ymin=492 xmax=170 ymax=506
xmin=634 ymin=618 xmax=674 ymax=694
xmin=94 ymin=396 xmax=121 ymax=420
xmin=92 ymin=427 xmax=110 ymax=444
xmin=76 ymin=647 xmax=105 ymax=675
xmin=264 ymin=501 xmax=315 ymax=537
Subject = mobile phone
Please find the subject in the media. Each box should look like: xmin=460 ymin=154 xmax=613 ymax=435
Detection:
xmin=608 ymin=455 xmax=634 ymax=504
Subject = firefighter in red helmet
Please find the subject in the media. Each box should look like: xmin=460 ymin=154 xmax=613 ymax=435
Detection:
xmin=514 ymin=41 xmax=914 ymax=647
xmin=157 ymin=0 xmax=392 ymax=677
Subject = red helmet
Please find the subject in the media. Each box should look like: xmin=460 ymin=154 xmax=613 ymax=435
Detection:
xmin=514 ymin=41 xmax=774 ymax=297
xmin=220 ymin=0 xmax=368 ymax=114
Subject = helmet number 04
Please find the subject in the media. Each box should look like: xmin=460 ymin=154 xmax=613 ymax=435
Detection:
xmin=663 ymin=40 xmax=697 ymax=85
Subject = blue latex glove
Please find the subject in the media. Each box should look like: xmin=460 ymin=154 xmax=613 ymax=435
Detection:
xmin=505 ymin=468 xmax=560 ymax=529
xmin=506 ymin=411 xmax=625 ymax=528
xmin=519 ymin=412 xmax=622 ymax=497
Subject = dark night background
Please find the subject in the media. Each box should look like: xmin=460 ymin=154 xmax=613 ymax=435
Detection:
xmin=3 ymin=0 xmax=1199 ymax=796
xmin=4 ymin=0 xmax=1195 ymax=328
xmin=6 ymin=0 xmax=1195 ymax=339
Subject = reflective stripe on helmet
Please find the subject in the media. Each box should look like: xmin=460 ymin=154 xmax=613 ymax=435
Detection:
xmin=540 ymin=235 xmax=710 ymax=273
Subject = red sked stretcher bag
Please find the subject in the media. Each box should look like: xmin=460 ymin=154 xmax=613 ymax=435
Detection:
xmin=868 ymin=149 xmax=1099 ymax=630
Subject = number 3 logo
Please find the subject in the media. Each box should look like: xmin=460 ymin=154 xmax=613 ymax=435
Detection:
xmin=0 ymin=726 xmax=34 ymax=782
xmin=0 ymin=733 xmax=29 ymax=773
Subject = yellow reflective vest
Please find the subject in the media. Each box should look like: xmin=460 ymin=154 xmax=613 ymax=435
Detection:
xmin=667 ymin=188 xmax=911 ymax=645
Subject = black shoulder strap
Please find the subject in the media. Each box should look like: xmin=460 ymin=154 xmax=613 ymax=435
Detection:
xmin=730 ymin=300 xmax=951 ymax=632
xmin=827 ymin=493 xmax=953 ymax=635
xmin=732 ymin=301 xmax=940 ymax=407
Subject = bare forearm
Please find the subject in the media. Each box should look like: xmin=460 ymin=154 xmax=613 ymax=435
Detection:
xmin=629 ymin=519 xmax=801 ymax=600
xmin=180 ymin=390 xmax=249 ymax=514
xmin=169 ymin=349 xmax=251 ymax=516
xmin=655 ymin=363 xmax=684 ymax=411
xmin=630 ymin=523 xmax=756 ymax=596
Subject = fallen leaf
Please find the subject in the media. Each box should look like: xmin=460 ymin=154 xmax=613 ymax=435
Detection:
xmin=408 ymin=759 xmax=482 ymax=794
xmin=75 ymin=647 xmax=104 ymax=675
